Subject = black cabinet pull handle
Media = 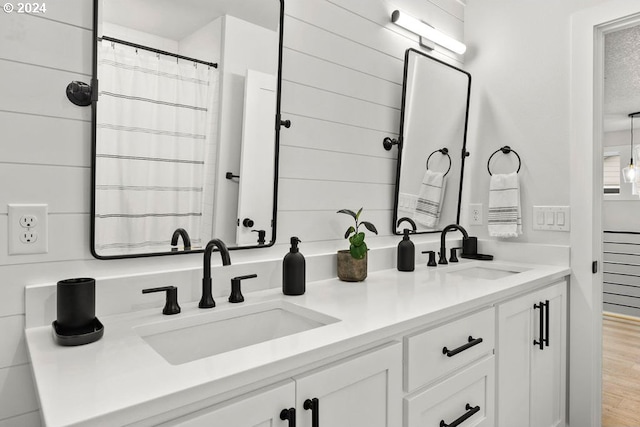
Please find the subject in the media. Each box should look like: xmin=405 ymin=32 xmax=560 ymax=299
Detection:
xmin=280 ymin=408 xmax=296 ymax=427
xmin=442 ymin=336 xmax=483 ymax=357
xmin=440 ymin=403 xmax=480 ymax=427
xmin=534 ymin=301 xmax=544 ymax=350
xmin=303 ymin=398 xmax=319 ymax=427
xmin=544 ymin=299 xmax=550 ymax=348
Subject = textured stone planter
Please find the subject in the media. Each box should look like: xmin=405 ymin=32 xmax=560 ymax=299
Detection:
xmin=337 ymin=250 xmax=367 ymax=282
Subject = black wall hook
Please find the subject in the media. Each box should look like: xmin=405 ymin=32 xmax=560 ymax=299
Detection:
xmin=383 ymin=137 xmax=399 ymax=151
xmin=66 ymin=81 xmax=93 ymax=106
xmin=487 ymin=145 xmax=521 ymax=175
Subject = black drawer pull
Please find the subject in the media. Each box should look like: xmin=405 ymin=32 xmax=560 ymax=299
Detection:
xmin=533 ymin=300 xmax=549 ymax=350
xmin=280 ymin=408 xmax=296 ymax=427
xmin=544 ymin=299 xmax=550 ymax=348
xmin=440 ymin=403 xmax=480 ymax=427
xmin=442 ymin=336 xmax=483 ymax=357
xmin=303 ymin=397 xmax=319 ymax=427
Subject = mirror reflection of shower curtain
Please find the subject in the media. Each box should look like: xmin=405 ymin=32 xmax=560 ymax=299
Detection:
xmin=95 ymin=42 xmax=219 ymax=255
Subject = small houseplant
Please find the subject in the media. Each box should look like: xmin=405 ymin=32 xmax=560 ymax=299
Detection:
xmin=336 ymin=208 xmax=378 ymax=281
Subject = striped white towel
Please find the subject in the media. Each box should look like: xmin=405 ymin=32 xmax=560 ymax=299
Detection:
xmin=488 ymin=172 xmax=522 ymax=237
xmin=413 ymin=170 xmax=446 ymax=228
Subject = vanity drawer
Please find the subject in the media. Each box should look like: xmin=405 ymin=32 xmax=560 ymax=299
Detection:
xmin=404 ymin=356 xmax=495 ymax=427
xmin=404 ymin=307 xmax=494 ymax=392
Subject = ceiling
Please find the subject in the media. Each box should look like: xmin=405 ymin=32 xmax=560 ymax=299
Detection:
xmin=102 ymin=0 xmax=279 ymax=41
xmin=604 ymin=24 xmax=640 ymax=132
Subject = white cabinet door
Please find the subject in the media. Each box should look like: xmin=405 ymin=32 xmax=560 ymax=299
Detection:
xmin=497 ymin=281 xmax=566 ymax=427
xmin=294 ymin=342 xmax=402 ymax=427
xmin=236 ymin=69 xmax=276 ymax=245
xmin=160 ymin=381 xmax=294 ymax=427
xmin=530 ymin=283 xmax=566 ymax=427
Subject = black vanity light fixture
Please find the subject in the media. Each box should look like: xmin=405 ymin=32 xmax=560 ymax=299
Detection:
xmin=390 ymin=10 xmax=466 ymax=55
xmin=623 ymin=111 xmax=640 ymax=183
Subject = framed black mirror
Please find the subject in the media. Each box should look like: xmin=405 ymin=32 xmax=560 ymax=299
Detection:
xmin=91 ymin=0 xmax=284 ymax=258
xmin=392 ymin=48 xmax=470 ymax=234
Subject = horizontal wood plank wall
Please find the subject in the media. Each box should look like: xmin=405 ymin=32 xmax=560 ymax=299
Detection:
xmin=603 ymin=231 xmax=640 ymax=318
xmin=0 ymin=0 xmax=463 ymax=424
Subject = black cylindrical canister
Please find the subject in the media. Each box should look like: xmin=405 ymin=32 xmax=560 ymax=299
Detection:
xmin=462 ymin=237 xmax=478 ymax=256
xmin=56 ymin=278 xmax=96 ymax=331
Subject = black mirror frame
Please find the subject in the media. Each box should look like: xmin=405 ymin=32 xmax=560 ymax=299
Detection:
xmin=392 ymin=48 xmax=471 ymax=235
xmin=89 ymin=0 xmax=285 ymax=259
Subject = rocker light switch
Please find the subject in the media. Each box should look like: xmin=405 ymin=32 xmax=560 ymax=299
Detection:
xmin=545 ymin=211 xmax=555 ymax=225
xmin=533 ymin=206 xmax=570 ymax=231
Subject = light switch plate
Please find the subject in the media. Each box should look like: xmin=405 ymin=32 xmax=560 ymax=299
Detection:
xmin=532 ymin=206 xmax=570 ymax=231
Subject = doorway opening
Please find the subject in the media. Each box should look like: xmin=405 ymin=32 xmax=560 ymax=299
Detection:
xmin=599 ymin=18 xmax=640 ymax=427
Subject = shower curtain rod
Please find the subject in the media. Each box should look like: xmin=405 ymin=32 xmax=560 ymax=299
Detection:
xmin=99 ymin=36 xmax=218 ymax=68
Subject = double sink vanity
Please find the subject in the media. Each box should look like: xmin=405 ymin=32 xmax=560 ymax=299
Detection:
xmin=25 ymin=257 xmax=569 ymax=427
xmin=24 ymin=2 xmax=572 ymax=425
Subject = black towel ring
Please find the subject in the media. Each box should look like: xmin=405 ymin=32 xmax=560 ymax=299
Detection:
xmin=426 ymin=148 xmax=452 ymax=176
xmin=487 ymin=146 xmax=521 ymax=176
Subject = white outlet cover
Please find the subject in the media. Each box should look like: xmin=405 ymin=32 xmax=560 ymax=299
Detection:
xmin=8 ymin=204 xmax=48 ymax=254
xmin=469 ymin=203 xmax=483 ymax=225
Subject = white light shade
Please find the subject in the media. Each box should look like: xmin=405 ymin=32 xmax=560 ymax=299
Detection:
xmin=622 ymin=163 xmax=636 ymax=183
xmin=391 ymin=10 xmax=467 ymax=55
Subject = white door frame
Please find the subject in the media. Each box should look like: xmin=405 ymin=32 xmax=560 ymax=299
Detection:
xmin=570 ymin=1 xmax=640 ymax=426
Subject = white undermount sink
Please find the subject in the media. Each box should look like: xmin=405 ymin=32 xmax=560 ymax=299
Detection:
xmin=134 ymin=300 xmax=340 ymax=365
xmin=446 ymin=264 xmax=529 ymax=280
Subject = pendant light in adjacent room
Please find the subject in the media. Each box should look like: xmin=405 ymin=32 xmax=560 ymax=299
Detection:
xmin=622 ymin=112 xmax=640 ymax=183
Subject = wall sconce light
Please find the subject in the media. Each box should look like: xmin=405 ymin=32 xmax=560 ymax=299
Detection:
xmin=391 ymin=10 xmax=466 ymax=55
xmin=622 ymin=111 xmax=640 ymax=183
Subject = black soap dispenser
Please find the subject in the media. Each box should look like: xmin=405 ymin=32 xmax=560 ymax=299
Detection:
xmin=396 ymin=217 xmax=417 ymax=272
xmin=283 ymin=236 xmax=305 ymax=295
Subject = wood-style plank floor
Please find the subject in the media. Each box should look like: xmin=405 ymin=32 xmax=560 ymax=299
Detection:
xmin=602 ymin=314 xmax=640 ymax=427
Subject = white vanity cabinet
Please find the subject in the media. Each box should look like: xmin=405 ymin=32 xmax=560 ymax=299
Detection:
xmin=294 ymin=341 xmax=402 ymax=427
xmin=161 ymin=342 xmax=402 ymax=427
xmin=497 ymin=280 xmax=567 ymax=427
xmin=403 ymin=307 xmax=496 ymax=427
xmin=159 ymin=381 xmax=294 ymax=427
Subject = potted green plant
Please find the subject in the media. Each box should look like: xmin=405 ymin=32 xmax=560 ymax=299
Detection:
xmin=336 ymin=208 xmax=378 ymax=281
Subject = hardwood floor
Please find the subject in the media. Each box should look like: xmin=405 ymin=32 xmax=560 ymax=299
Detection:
xmin=602 ymin=313 xmax=640 ymax=427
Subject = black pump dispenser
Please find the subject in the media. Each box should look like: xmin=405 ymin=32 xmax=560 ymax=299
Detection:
xmin=283 ymin=236 xmax=305 ymax=295
xmin=396 ymin=217 xmax=417 ymax=272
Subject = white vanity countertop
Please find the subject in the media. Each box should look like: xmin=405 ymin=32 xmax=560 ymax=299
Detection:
xmin=25 ymin=260 xmax=570 ymax=427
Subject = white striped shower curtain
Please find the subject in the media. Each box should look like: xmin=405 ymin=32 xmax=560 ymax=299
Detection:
xmin=95 ymin=41 xmax=219 ymax=255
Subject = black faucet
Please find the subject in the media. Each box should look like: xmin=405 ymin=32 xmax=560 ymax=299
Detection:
xmin=200 ymin=238 xmax=231 ymax=308
xmin=171 ymin=228 xmax=191 ymax=251
xmin=439 ymin=224 xmax=469 ymax=265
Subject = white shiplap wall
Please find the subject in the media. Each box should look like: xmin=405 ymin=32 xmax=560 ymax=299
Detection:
xmin=0 ymin=0 xmax=463 ymax=424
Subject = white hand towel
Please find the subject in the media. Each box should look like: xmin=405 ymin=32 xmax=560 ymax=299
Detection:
xmin=488 ymin=172 xmax=522 ymax=238
xmin=413 ymin=170 xmax=446 ymax=228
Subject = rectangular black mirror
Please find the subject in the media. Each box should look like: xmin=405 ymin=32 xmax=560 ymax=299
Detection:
xmin=91 ymin=0 xmax=284 ymax=258
xmin=393 ymin=48 xmax=470 ymax=234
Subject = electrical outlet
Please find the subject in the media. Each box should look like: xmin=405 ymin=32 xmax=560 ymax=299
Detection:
xmin=469 ymin=203 xmax=483 ymax=225
xmin=8 ymin=204 xmax=48 ymax=255
xmin=19 ymin=231 xmax=38 ymax=244
xmin=19 ymin=215 xmax=38 ymax=228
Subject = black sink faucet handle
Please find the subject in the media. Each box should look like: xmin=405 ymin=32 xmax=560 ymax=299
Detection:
xmin=229 ymin=274 xmax=258 ymax=303
xmin=142 ymin=286 xmax=181 ymax=315
xmin=450 ymin=247 xmax=462 ymax=263
xmin=422 ymin=250 xmax=438 ymax=267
